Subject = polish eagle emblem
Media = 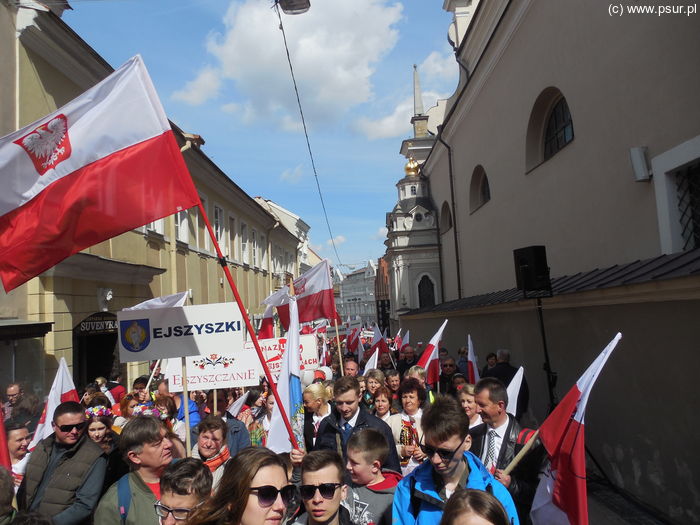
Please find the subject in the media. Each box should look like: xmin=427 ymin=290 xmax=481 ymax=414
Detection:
xmin=13 ymin=114 xmax=72 ymax=175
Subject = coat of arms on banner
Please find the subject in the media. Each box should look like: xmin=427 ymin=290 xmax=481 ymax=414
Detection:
xmin=120 ymin=319 xmax=150 ymax=352
xmin=192 ymin=354 xmax=236 ymax=369
xmin=13 ymin=114 xmax=72 ymax=175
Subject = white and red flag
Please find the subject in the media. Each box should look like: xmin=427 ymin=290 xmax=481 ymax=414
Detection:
xmin=530 ymin=332 xmax=622 ymax=525
xmin=263 ymin=259 xmax=340 ymax=330
xmin=370 ymin=324 xmax=390 ymax=356
xmin=319 ymin=337 xmax=331 ymax=367
xmin=416 ymin=320 xmax=448 ymax=386
xmin=466 ymin=334 xmax=480 ymax=384
xmin=346 ymin=327 xmax=360 ymax=354
xmin=28 ymin=357 xmax=79 ymax=450
xmin=258 ymin=304 xmax=275 ymax=339
xmin=0 ymin=55 xmax=199 ymax=292
xmin=400 ymin=330 xmax=410 ymax=351
xmin=393 ymin=329 xmax=402 ymax=350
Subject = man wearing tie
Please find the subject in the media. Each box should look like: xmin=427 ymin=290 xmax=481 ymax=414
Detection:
xmin=313 ymin=376 xmax=401 ymax=472
xmin=469 ymin=377 xmax=543 ymax=523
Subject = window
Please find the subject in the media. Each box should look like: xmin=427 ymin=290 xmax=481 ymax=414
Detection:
xmin=198 ymin=196 xmax=208 ymax=250
xmin=439 ymin=201 xmax=453 ymax=233
xmin=214 ymin=205 xmax=225 ymax=244
xmin=525 ymin=87 xmax=574 ymax=171
xmin=175 ymin=211 xmax=189 ymax=243
xmin=410 ymin=185 xmax=417 ymax=196
xmin=260 ymin=234 xmax=267 ymax=270
xmin=418 ymin=275 xmax=436 ymax=308
xmin=469 ymin=165 xmax=491 ymax=212
xmin=240 ymin=223 xmax=249 ymax=264
xmin=146 ymin=219 xmax=164 ymax=235
xmin=228 ymin=217 xmax=237 ymax=260
xmin=676 ymin=162 xmax=700 ymax=250
xmin=251 ymin=229 xmax=258 ymax=267
xmin=543 ymin=98 xmax=574 ymax=161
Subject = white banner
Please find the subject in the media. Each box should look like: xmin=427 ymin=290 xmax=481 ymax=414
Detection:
xmin=247 ymin=334 xmax=319 ymax=381
xmin=163 ymin=349 xmax=260 ymax=391
xmin=118 ymin=302 xmax=244 ymax=362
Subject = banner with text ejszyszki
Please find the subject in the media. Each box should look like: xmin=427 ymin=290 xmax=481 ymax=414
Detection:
xmin=245 ymin=334 xmax=319 ymax=381
xmin=117 ymin=302 xmax=244 ymax=363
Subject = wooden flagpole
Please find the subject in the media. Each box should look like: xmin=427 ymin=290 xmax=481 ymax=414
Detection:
xmin=502 ymin=429 xmax=540 ymax=475
xmin=181 ymin=358 xmax=191 ymax=455
xmin=196 ymin=202 xmax=299 ymax=449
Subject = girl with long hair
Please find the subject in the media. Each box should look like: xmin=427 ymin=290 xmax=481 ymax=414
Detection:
xmin=187 ymin=447 xmax=298 ymax=525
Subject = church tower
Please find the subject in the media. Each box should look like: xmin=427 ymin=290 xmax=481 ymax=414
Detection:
xmin=384 ymin=66 xmax=442 ymax=333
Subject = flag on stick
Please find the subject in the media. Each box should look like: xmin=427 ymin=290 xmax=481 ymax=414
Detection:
xmin=0 ymin=55 xmax=199 ymax=292
xmin=364 ymin=347 xmax=379 ymax=372
xmin=530 ymin=333 xmax=622 ymax=525
xmin=416 ymin=320 xmax=448 ymax=386
xmin=506 ymin=366 xmax=524 ymax=416
xmin=263 ymin=260 xmax=340 ymax=329
xmin=267 ymin=296 xmax=305 ymax=453
xmin=124 ymin=291 xmax=189 ymax=311
xmin=401 ymin=330 xmax=410 ymax=351
xmin=28 ymin=357 xmax=79 ymax=450
xmin=467 ymin=334 xmax=480 ymax=384
xmin=346 ymin=327 xmax=360 ymax=354
xmin=393 ymin=329 xmax=402 ymax=350
xmin=258 ymin=304 xmax=275 ymax=339
xmin=369 ymin=324 xmax=390 ymax=359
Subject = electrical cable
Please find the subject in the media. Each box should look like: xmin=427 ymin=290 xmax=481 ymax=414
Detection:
xmin=273 ymin=1 xmax=344 ymax=268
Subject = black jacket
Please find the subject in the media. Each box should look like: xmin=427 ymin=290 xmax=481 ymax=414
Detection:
xmin=469 ymin=415 xmax=544 ymax=522
xmin=313 ymin=407 xmax=401 ymax=472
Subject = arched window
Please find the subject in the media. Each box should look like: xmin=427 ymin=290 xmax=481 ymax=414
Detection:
xmin=439 ymin=201 xmax=453 ymax=233
xmin=526 ymin=87 xmax=574 ymax=171
xmin=544 ymin=98 xmax=574 ymax=160
xmin=410 ymin=185 xmax=417 ymax=196
xmin=469 ymin=165 xmax=491 ymax=212
xmin=418 ymin=275 xmax=435 ymax=308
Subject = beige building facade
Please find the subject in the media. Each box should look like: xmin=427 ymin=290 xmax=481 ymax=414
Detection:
xmin=400 ymin=0 xmax=700 ymax=521
xmin=0 ymin=1 xmax=303 ymax=394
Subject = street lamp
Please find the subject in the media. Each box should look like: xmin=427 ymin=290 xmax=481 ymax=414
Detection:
xmin=277 ymin=0 xmax=310 ymax=15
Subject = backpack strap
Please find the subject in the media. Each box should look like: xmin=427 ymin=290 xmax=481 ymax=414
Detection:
xmin=117 ymin=474 xmax=132 ymax=525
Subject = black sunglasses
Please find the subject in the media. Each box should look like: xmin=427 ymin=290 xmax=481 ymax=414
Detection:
xmin=299 ymin=483 xmax=342 ymax=500
xmin=419 ymin=435 xmax=466 ymax=462
xmin=249 ymin=485 xmax=298 ymax=507
xmin=57 ymin=421 xmax=88 ymax=433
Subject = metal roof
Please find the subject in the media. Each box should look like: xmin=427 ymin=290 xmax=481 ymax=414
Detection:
xmin=405 ymin=249 xmax=700 ymax=315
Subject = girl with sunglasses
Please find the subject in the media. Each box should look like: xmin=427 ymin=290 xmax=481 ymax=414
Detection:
xmin=187 ymin=447 xmax=298 ymax=525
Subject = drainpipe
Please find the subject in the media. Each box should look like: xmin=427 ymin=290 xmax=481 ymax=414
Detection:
xmin=424 ymin=167 xmax=446 ymax=303
xmin=436 ymin=132 xmax=462 ymax=299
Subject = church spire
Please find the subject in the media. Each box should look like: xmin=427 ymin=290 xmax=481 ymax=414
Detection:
xmin=411 ymin=65 xmax=429 ymax=138
xmin=413 ymin=64 xmax=424 ymax=116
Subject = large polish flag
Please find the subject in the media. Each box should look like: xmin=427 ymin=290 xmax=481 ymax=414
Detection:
xmin=0 ymin=55 xmax=199 ymax=292
xmin=263 ymin=259 xmax=340 ymax=330
xmin=466 ymin=334 xmax=480 ymax=384
xmin=416 ymin=320 xmax=448 ymax=386
xmin=28 ymin=357 xmax=80 ymax=450
xmin=267 ymin=295 xmax=305 ymax=453
xmin=530 ymin=333 xmax=622 ymax=525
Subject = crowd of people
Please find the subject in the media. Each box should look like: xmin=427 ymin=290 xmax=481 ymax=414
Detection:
xmin=1 ymin=336 xmax=544 ymax=525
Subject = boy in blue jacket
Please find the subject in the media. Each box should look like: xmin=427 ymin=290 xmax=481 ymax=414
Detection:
xmin=392 ymin=395 xmax=519 ymax=525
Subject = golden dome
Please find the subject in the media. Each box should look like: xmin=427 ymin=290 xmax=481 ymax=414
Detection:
xmin=404 ymin=156 xmax=419 ymax=177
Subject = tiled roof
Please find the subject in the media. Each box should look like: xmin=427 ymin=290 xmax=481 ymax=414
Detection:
xmin=405 ymin=249 xmax=700 ymax=315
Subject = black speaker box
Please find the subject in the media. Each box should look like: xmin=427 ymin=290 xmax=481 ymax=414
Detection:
xmin=513 ymin=246 xmax=551 ymax=291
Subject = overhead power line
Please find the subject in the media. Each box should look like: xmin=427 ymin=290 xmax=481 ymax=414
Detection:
xmin=273 ymin=2 xmax=344 ymax=268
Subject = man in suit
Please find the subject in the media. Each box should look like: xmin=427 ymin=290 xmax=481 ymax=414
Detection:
xmin=312 ymin=376 xmax=401 ymax=472
xmin=469 ymin=377 xmax=543 ymax=523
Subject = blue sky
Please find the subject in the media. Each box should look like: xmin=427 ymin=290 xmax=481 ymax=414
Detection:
xmin=64 ymin=0 xmax=458 ymax=272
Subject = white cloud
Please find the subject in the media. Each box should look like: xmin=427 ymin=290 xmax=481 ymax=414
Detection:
xmin=327 ymin=235 xmax=346 ymax=246
xmin=221 ymin=102 xmax=239 ymax=114
xmin=280 ymin=164 xmax=303 ymax=184
xmin=172 ymin=66 xmax=222 ymax=105
xmin=419 ymin=50 xmax=458 ymax=86
xmin=175 ymin=0 xmax=403 ymax=129
xmin=354 ymin=90 xmax=446 ymax=140
xmin=372 ymin=226 xmax=388 ymax=240
xmin=310 ymin=243 xmax=323 ymax=253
